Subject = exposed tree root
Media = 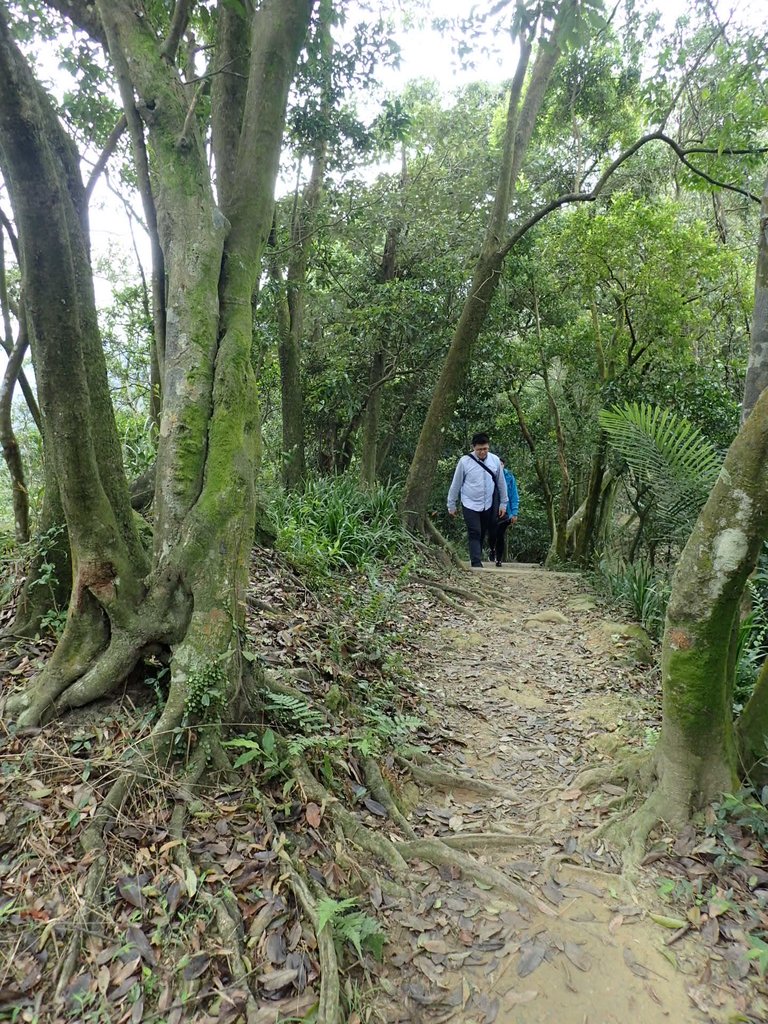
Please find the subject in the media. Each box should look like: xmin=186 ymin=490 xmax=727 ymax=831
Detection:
xmin=362 ymin=756 xmax=417 ymax=839
xmin=294 ymin=763 xmax=554 ymax=919
xmin=266 ymin=817 xmax=342 ymax=1024
xmin=592 ymin=785 xmax=684 ymax=876
xmin=428 ymin=588 xmax=464 ymax=611
xmin=55 ymin=771 xmax=136 ymax=996
xmin=543 ymin=851 xmax=627 ymax=888
xmin=294 ymin=764 xmax=409 ymax=873
xmin=400 ymin=757 xmax=517 ymax=799
xmin=411 ymin=577 xmax=485 ymax=604
xmin=422 ymin=517 xmax=463 ymax=569
xmin=433 ymin=831 xmax=549 ymax=851
xmin=395 ymin=839 xmax=555 ymax=916
xmin=170 ymin=747 xmax=263 ymax=1024
xmin=572 ymin=749 xmax=653 ymax=794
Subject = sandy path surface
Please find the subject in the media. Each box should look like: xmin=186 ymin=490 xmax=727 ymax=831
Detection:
xmin=378 ymin=564 xmax=718 ymax=1024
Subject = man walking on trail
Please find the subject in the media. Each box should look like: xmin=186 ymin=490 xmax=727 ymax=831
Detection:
xmin=447 ymin=433 xmax=508 ymax=568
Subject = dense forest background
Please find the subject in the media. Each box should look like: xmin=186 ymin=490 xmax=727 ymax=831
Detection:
xmin=1 ymin=0 xmax=763 ymax=576
xmin=1 ymin=1 xmax=768 ymax=1018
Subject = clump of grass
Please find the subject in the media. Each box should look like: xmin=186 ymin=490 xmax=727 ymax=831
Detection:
xmin=272 ymin=476 xmax=413 ymax=579
xmin=593 ymin=554 xmax=670 ymax=641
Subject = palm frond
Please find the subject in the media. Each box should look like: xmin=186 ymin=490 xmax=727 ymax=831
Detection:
xmin=599 ymin=401 xmax=723 ymax=538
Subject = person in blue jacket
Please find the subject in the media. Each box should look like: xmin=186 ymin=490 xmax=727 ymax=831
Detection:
xmin=447 ymin=433 xmax=508 ymax=568
xmin=489 ymin=457 xmax=519 ymax=567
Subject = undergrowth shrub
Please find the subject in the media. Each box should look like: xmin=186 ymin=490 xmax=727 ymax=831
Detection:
xmin=0 ymin=524 xmax=67 ymax=636
xmin=272 ymin=476 xmax=413 ymax=578
xmin=735 ymin=544 xmax=768 ymax=709
xmin=593 ymin=554 xmax=670 ymax=641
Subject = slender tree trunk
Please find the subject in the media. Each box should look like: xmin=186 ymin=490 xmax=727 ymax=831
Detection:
xmin=0 ymin=234 xmax=29 ymax=542
xmin=510 ymin=390 xmax=556 ymax=538
xmin=360 ymin=346 xmax=385 ymax=487
xmin=572 ymin=438 xmax=606 ymax=564
xmin=534 ymin=288 xmax=570 ymax=564
xmin=402 ymin=13 xmax=564 ymax=528
xmin=271 ymin=140 xmax=327 ymax=491
xmin=0 ymin=320 xmax=29 ymax=542
xmin=362 ymin=145 xmax=407 ymax=488
xmin=742 ymin=174 xmax=768 ymax=420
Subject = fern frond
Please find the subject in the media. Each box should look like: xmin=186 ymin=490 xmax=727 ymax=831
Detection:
xmin=265 ymin=691 xmax=325 ymax=733
xmin=599 ymin=401 xmax=723 ymax=538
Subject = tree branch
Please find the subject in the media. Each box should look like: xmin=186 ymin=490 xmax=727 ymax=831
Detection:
xmin=84 ymin=114 xmax=126 ymax=201
xmin=41 ymin=0 xmax=106 ymax=44
xmin=161 ymin=0 xmax=192 ymax=62
xmin=499 ymin=130 xmax=762 ymax=261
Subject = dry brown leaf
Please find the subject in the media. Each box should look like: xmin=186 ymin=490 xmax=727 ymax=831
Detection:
xmin=505 ymin=989 xmax=538 ymax=1005
xmin=564 ymin=941 xmax=592 ymax=972
xmin=305 ymin=802 xmax=323 ymax=828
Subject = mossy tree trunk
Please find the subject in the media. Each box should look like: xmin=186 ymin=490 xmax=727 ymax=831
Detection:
xmin=732 ymin=172 xmax=768 ymax=778
xmin=741 ymin=173 xmax=768 ymax=422
xmin=0 ymin=0 xmax=314 ymax=731
xmin=653 ymin=387 xmax=768 ymax=818
xmin=653 ymin=170 xmax=768 ymax=815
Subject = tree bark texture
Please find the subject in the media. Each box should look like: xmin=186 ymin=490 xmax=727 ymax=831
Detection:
xmin=657 ymin=385 xmax=768 ymax=814
xmin=271 ymin=142 xmax=327 ymax=491
xmin=0 ymin=321 xmax=30 ymax=542
xmin=0 ymin=0 xmax=314 ymax=726
xmin=741 ymin=174 xmax=768 ymax=421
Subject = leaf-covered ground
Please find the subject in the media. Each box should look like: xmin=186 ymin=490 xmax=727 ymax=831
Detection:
xmin=1 ymin=554 xmax=767 ymax=1023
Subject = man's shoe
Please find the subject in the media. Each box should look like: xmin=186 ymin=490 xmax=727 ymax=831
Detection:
xmin=471 ymin=561 xmax=483 ymax=568
xmin=495 ymin=560 xmax=503 ymax=567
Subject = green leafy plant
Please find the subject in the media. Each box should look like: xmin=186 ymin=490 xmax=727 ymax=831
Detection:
xmin=316 ymin=896 xmax=386 ymax=961
xmin=265 ymin=691 xmax=326 ymax=733
xmin=594 ymin=553 xmax=670 ymax=641
xmin=1 ymin=523 xmax=70 ymax=637
xmin=185 ymin=662 xmax=228 ymax=722
xmin=709 ymin=789 xmax=768 ymax=852
xmin=746 ymin=933 xmax=768 ymax=976
xmin=225 ymin=728 xmax=287 ymax=777
xmin=600 ymin=401 xmax=723 ymax=542
xmin=734 ymin=544 xmax=768 ymax=708
xmin=272 ymin=475 xmax=414 ymax=578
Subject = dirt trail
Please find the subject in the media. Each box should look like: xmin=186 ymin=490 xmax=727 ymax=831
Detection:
xmin=380 ymin=564 xmax=721 ymax=1024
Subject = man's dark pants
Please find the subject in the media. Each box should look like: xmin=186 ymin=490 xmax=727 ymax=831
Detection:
xmin=462 ymin=504 xmax=496 ymax=566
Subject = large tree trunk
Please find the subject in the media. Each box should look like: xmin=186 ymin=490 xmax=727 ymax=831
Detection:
xmin=654 ymin=385 xmax=768 ymax=818
xmin=0 ymin=9 xmax=148 ymax=705
xmin=0 ymin=0 xmax=314 ymax=730
xmin=653 ymin=166 xmax=768 ymax=816
xmin=401 ymin=15 xmax=563 ymax=529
